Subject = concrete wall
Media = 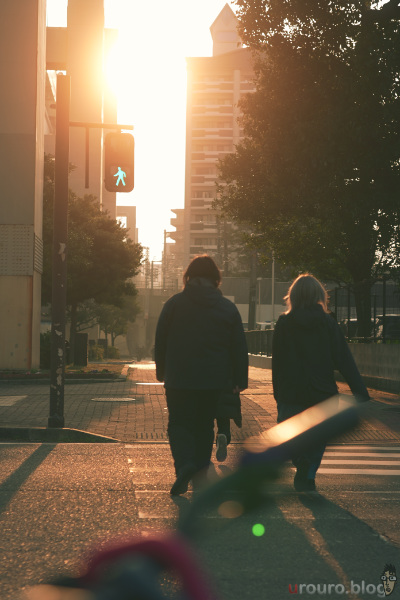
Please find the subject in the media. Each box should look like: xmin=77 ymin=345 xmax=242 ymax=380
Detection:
xmin=347 ymin=343 xmax=400 ymax=394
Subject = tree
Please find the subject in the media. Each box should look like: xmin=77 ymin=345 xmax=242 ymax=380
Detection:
xmin=217 ymin=0 xmax=400 ymax=334
xmin=43 ymin=154 xmax=143 ymax=361
xmin=96 ymin=295 xmax=141 ymax=349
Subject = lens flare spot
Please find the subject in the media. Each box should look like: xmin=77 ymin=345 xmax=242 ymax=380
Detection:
xmin=252 ymin=523 xmax=265 ymax=537
xmin=218 ymin=500 xmax=244 ymax=519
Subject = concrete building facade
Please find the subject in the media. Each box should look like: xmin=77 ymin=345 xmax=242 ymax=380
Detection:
xmin=0 ymin=0 xmax=47 ymax=369
xmin=180 ymin=4 xmax=255 ymax=270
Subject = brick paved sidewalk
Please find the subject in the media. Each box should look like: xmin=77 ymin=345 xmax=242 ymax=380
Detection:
xmin=0 ymin=362 xmax=399 ymax=443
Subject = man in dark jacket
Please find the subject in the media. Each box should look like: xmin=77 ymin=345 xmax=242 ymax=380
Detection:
xmin=155 ymin=255 xmax=248 ymax=495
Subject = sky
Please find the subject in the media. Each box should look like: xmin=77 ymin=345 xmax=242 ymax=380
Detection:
xmin=46 ymin=0 xmax=238 ymax=260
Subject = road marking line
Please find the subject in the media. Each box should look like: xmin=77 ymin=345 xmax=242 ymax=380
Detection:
xmin=321 ymin=459 xmax=400 ymax=466
xmin=91 ymin=397 xmax=135 ymax=402
xmin=324 ymin=452 xmax=400 ymax=458
xmin=0 ymin=396 xmax=27 ymax=406
xmin=327 ymin=445 xmax=400 ymax=450
xmin=318 ymin=468 xmax=400 ymax=475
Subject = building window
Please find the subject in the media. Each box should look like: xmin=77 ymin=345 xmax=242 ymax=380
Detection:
xmin=193 ymin=191 xmax=214 ymax=198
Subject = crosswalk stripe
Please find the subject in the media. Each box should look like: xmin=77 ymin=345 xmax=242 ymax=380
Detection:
xmin=322 ymin=460 xmax=400 ymax=466
xmin=327 ymin=445 xmax=399 ymax=451
xmin=318 ymin=445 xmax=400 ymax=476
xmin=318 ymin=469 xmax=400 ymax=476
xmin=324 ymin=452 xmax=400 ymax=458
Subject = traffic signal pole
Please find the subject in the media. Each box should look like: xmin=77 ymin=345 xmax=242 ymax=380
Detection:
xmin=49 ymin=74 xmax=70 ymax=428
xmin=48 ymin=74 xmax=133 ymax=428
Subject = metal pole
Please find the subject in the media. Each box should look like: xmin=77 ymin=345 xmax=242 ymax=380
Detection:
xmin=163 ymin=230 xmax=167 ymax=290
xmin=85 ymin=126 xmax=89 ymax=188
xmin=248 ymin=252 xmax=257 ymax=330
xmin=49 ymin=74 xmax=70 ymax=428
xmin=271 ymin=251 xmax=275 ymax=329
xmin=382 ymin=277 xmax=387 ymax=343
xmin=347 ymin=285 xmax=351 ymax=339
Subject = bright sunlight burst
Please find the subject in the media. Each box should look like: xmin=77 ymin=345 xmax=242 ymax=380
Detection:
xmin=47 ymin=0 xmax=236 ymax=259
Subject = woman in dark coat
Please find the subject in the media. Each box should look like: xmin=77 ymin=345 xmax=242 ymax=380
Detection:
xmin=155 ymin=255 xmax=248 ymax=495
xmin=272 ymin=273 xmax=369 ymax=492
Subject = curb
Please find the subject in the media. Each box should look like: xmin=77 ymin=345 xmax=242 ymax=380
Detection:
xmin=248 ymin=354 xmax=272 ymax=369
xmin=0 ymin=427 xmax=120 ymax=443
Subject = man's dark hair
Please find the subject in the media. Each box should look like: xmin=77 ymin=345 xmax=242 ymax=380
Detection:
xmin=382 ymin=564 xmax=397 ymax=576
xmin=183 ymin=254 xmax=222 ymax=288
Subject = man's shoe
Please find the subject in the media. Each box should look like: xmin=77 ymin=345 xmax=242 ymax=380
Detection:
xmin=170 ymin=464 xmax=196 ymax=496
xmin=294 ymin=475 xmax=316 ymax=492
xmin=216 ymin=434 xmax=228 ymax=462
xmin=306 ymin=479 xmax=316 ymax=491
xmin=294 ymin=461 xmax=311 ymax=491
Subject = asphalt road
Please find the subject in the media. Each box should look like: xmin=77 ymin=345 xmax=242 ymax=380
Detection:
xmin=1 ymin=441 xmax=399 ymax=600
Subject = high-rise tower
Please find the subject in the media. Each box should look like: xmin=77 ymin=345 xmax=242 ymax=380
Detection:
xmin=180 ymin=4 xmax=255 ymax=270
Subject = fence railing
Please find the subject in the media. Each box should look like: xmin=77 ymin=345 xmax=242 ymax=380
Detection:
xmin=329 ymin=280 xmax=400 ymax=341
xmin=245 ymin=281 xmax=400 ymax=352
xmin=245 ymin=330 xmax=274 ymax=356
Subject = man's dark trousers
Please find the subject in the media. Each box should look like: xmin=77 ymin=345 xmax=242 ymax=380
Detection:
xmin=165 ymin=389 xmax=220 ymax=475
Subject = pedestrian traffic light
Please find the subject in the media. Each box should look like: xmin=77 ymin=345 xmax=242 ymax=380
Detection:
xmin=104 ymin=132 xmax=134 ymax=193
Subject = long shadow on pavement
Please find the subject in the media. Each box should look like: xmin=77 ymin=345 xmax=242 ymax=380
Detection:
xmin=0 ymin=444 xmax=55 ymax=516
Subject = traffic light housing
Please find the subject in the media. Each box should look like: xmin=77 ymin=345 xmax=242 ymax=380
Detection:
xmin=104 ymin=132 xmax=134 ymax=193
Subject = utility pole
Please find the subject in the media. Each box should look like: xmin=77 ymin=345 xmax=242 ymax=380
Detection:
xmin=271 ymin=251 xmax=275 ymax=329
xmin=248 ymin=252 xmax=257 ymax=330
xmin=163 ymin=230 xmax=167 ymax=290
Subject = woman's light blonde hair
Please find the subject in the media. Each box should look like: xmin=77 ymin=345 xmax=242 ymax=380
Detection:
xmin=285 ymin=273 xmax=328 ymax=313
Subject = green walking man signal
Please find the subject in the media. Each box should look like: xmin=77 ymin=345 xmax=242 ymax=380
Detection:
xmin=114 ymin=166 xmax=126 ymax=186
xmin=104 ymin=132 xmax=135 ymax=193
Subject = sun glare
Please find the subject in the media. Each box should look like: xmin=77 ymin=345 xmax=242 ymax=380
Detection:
xmin=104 ymin=38 xmax=124 ymax=100
xmin=48 ymin=0 xmax=235 ymax=258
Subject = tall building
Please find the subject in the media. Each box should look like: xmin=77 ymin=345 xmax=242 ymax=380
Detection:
xmin=176 ymin=4 xmax=255 ymax=271
xmin=116 ymin=206 xmax=138 ymax=244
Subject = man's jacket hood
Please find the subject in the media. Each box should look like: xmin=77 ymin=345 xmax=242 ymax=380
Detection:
xmin=183 ymin=277 xmax=222 ymax=307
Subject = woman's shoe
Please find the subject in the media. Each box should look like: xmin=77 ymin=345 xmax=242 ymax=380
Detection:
xmin=294 ymin=475 xmax=316 ymax=492
xmin=293 ymin=461 xmax=309 ymax=491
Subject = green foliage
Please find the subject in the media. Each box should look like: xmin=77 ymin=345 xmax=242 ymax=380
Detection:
xmin=42 ymin=154 xmax=143 ymax=349
xmin=89 ymin=344 xmax=104 ymax=361
xmin=95 ymin=294 xmax=141 ymax=344
xmin=106 ymin=346 xmax=120 ymax=359
xmin=43 ymin=157 xmax=143 ymax=307
xmin=218 ymin=1 xmax=400 ymax=287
